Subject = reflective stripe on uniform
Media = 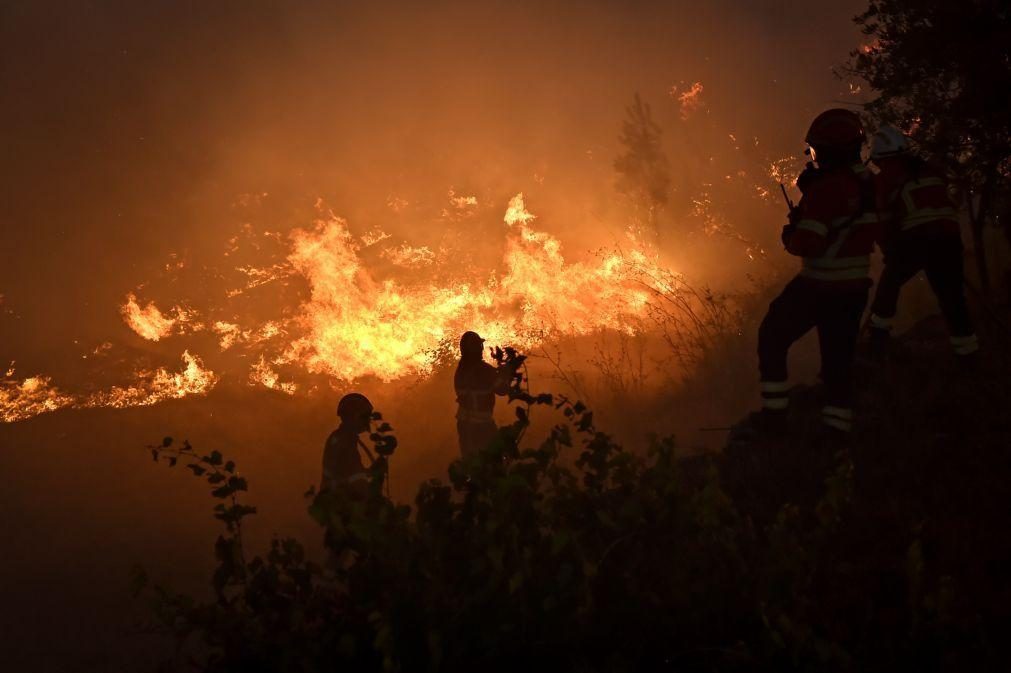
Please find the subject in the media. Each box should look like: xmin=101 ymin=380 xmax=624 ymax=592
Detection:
xmin=870 ymin=313 xmax=893 ymax=330
xmin=800 ymin=254 xmax=871 ymax=281
xmin=796 ymin=219 xmax=828 ymax=236
xmin=822 ymin=406 xmax=853 ymax=420
xmin=347 ymin=472 xmax=370 ymax=483
xmin=822 ymin=415 xmax=853 ymax=432
xmin=901 ymin=208 xmax=958 ymax=230
xmin=822 ymin=406 xmax=853 ymax=432
xmin=761 ymin=379 xmax=790 ymax=410
xmin=899 ymin=177 xmax=957 ymax=230
xmin=457 ymin=407 xmax=494 ymax=422
xmin=900 ymin=177 xmax=945 ymax=212
xmin=950 ymin=334 xmax=979 ymax=355
xmin=804 ymin=255 xmax=871 ymax=269
xmin=762 ymin=397 xmax=789 ymax=410
xmin=760 ymin=380 xmax=790 ymax=394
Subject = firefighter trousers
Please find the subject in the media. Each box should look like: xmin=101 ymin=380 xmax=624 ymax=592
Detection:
xmin=758 ymin=277 xmax=868 ymax=431
xmin=457 ymin=419 xmax=498 ymax=458
xmin=870 ymin=231 xmax=975 ymax=343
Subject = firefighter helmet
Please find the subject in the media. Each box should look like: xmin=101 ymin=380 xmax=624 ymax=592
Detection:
xmin=870 ymin=125 xmax=910 ymax=159
xmin=805 ymin=109 xmax=865 ymax=148
xmin=460 ymin=330 xmax=485 ymax=355
xmin=337 ymin=393 xmax=373 ymax=421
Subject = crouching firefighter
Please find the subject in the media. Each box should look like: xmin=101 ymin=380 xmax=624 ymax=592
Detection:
xmin=865 ymin=125 xmax=978 ymax=361
xmin=454 ymin=331 xmax=517 ymax=458
xmin=321 ymin=393 xmax=379 ymax=498
xmin=752 ymin=109 xmax=880 ymax=437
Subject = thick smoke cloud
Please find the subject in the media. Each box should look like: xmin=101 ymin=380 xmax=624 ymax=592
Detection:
xmin=1 ymin=0 xmax=862 ymax=367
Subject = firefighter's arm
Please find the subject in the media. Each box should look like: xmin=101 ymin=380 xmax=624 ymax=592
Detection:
xmin=784 ymin=176 xmax=846 ymax=257
xmin=783 ymin=192 xmax=830 ymax=257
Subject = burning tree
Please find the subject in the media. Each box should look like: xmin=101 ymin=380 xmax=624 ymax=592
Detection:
xmin=614 ymin=94 xmax=671 ymax=241
xmin=846 ymin=0 xmax=1011 ymax=293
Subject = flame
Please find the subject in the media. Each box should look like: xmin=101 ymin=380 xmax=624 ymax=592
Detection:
xmin=0 ymin=375 xmax=76 ymax=423
xmin=121 ymin=293 xmax=176 ymax=341
xmin=282 ymin=194 xmax=660 ymax=381
xmin=504 ymin=192 xmax=536 ymax=226
xmin=87 ymin=351 xmax=218 ymax=408
xmin=4 ymin=192 xmax=679 ymax=421
xmin=249 ymin=355 xmax=297 ymax=394
xmin=381 ymin=244 xmax=436 ymax=268
xmin=1 ymin=351 xmax=217 ymax=422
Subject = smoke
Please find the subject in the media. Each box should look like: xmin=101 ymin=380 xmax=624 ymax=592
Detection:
xmin=1 ymin=0 xmax=864 ymax=360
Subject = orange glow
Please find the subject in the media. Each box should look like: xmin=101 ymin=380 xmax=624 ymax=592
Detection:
xmin=1 ymin=351 xmax=217 ymax=422
xmin=670 ymin=81 xmax=705 ymax=119
xmin=280 ymin=194 xmax=663 ymax=381
xmin=86 ymin=351 xmax=218 ymax=408
xmin=249 ymin=355 xmax=298 ymax=394
xmin=121 ymin=293 xmax=176 ymax=341
xmin=5 ymin=192 xmax=695 ymax=423
xmin=0 ymin=374 xmax=76 ymax=423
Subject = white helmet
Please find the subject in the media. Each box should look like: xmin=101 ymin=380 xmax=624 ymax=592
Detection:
xmin=870 ymin=125 xmax=909 ymax=160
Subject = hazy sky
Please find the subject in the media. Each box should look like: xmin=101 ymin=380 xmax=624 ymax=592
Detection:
xmin=0 ymin=0 xmax=865 ymax=361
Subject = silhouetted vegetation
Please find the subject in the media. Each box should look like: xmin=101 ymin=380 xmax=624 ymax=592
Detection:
xmin=847 ymin=0 xmax=1011 ymax=293
xmin=138 ymin=328 xmax=1011 ymax=672
xmin=615 ymin=93 xmax=672 ymax=240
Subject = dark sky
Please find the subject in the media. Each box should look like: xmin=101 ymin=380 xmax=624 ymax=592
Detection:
xmin=0 ymin=0 xmax=865 ymax=362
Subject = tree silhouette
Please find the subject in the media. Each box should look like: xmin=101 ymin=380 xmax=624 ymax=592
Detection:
xmin=847 ymin=0 xmax=1011 ymax=293
xmin=614 ymin=94 xmax=671 ymax=240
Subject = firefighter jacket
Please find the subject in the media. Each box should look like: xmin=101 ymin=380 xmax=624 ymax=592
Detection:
xmin=454 ymin=358 xmax=509 ymax=424
xmin=875 ymin=159 xmax=960 ymax=244
xmin=321 ymin=427 xmax=369 ymax=492
xmin=786 ymin=163 xmax=880 ymax=288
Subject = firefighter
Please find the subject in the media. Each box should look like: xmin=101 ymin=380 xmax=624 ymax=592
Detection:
xmin=750 ymin=109 xmax=880 ymax=436
xmin=866 ymin=125 xmax=978 ymax=361
xmin=320 ymin=392 xmax=374 ymax=495
xmin=454 ymin=331 xmax=516 ymax=458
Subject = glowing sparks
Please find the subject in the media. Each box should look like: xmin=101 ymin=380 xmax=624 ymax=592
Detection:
xmin=449 ymin=190 xmax=478 ymax=209
xmin=360 ymin=229 xmax=392 ymax=247
xmin=670 ymin=81 xmax=705 ymax=120
xmin=121 ymin=293 xmax=176 ymax=341
xmin=382 ymin=244 xmax=436 ymax=268
xmin=233 ymin=264 xmax=290 ymax=292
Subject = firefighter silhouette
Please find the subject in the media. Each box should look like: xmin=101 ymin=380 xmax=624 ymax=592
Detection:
xmin=865 ymin=125 xmax=978 ymax=361
xmin=320 ymin=392 xmax=374 ymax=496
xmin=750 ymin=109 xmax=881 ymax=437
xmin=454 ymin=331 xmax=515 ymax=458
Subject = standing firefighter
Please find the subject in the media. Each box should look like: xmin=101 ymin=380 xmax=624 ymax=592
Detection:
xmin=320 ymin=393 xmax=374 ymax=496
xmin=752 ymin=109 xmax=879 ymax=436
xmin=454 ymin=331 xmax=516 ymax=458
xmin=866 ymin=125 xmax=978 ymax=361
